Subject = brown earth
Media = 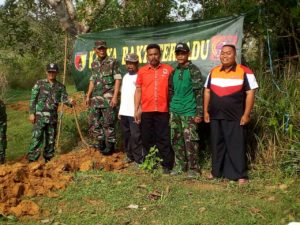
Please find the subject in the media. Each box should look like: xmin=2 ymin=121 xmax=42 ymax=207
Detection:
xmin=0 ymin=148 xmax=128 ymax=218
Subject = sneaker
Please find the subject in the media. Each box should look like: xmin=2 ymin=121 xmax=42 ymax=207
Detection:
xmin=123 ymin=157 xmax=134 ymax=164
xmin=187 ymin=170 xmax=199 ymax=179
xmin=162 ymin=167 xmax=171 ymax=174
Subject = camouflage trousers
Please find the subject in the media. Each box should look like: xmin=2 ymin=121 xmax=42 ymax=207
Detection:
xmin=88 ymin=107 xmax=116 ymax=143
xmin=0 ymin=121 xmax=7 ymax=160
xmin=27 ymin=116 xmax=57 ymax=161
xmin=170 ymin=113 xmax=199 ymax=172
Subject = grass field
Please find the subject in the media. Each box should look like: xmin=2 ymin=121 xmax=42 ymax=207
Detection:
xmin=1 ymin=86 xmax=300 ymax=225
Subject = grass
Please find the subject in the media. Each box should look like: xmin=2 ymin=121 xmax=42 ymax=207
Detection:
xmin=2 ymin=170 xmax=299 ymax=225
xmin=2 ymin=85 xmax=300 ymax=225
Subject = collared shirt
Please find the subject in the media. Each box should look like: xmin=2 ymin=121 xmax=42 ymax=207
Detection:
xmin=204 ymin=63 xmax=258 ymax=121
xmin=90 ymin=56 xmax=122 ymax=108
xmin=169 ymin=62 xmax=204 ymax=116
xmin=136 ymin=63 xmax=173 ymax=112
xmin=29 ymin=79 xmax=72 ymax=123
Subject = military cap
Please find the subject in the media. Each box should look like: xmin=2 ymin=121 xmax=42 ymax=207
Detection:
xmin=94 ymin=40 xmax=107 ymax=49
xmin=125 ymin=53 xmax=139 ymax=62
xmin=175 ymin=42 xmax=190 ymax=53
xmin=46 ymin=63 xmax=59 ymax=72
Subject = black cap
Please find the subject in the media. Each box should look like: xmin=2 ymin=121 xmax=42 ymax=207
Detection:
xmin=175 ymin=42 xmax=190 ymax=53
xmin=94 ymin=40 xmax=107 ymax=49
xmin=46 ymin=63 xmax=59 ymax=72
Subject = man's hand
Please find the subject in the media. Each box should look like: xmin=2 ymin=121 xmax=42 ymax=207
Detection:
xmin=240 ymin=114 xmax=250 ymax=126
xmin=110 ymin=96 xmax=118 ymax=108
xmin=204 ymin=112 xmax=210 ymax=123
xmin=85 ymin=97 xmax=90 ymax=106
xmin=134 ymin=110 xmax=141 ymax=124
xmin=194 ymin=116 xmax=203 ymax=123
xmin=29 ymin=114 xmax=35 ymax=124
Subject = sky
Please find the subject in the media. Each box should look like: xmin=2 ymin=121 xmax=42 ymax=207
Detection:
xmin=0 ymin=0 xmax=3 ymax=5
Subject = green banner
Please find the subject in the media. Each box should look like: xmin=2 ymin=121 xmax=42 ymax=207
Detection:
xmin=71 ymin=15 xmax=244 ymax=92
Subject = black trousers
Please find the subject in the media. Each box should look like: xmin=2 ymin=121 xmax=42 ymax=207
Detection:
xmin=141 ymin=112 xmax=174 ymax=169
xmin=210 ymin=119 xmax=247 ymax=180
xmin=120 ymin=116 xmax=144 ymax=163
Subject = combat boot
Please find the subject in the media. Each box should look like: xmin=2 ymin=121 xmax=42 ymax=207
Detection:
xmin=101 ymin=142 xmax=114 ymax=155
xmin=0 ymin=157 xmax=5 ymax=165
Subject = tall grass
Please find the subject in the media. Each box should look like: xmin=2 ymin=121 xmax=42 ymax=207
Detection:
xmin=248 ymin=62 xmax=300 ymax=176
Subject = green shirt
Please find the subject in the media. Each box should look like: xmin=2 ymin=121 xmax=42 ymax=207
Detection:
xmin=169 ymin=62 xmax=204 ymax=116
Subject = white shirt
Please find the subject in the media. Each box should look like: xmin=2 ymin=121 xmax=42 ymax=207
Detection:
xmin=119 ymin=72 xmax=137 ymax=117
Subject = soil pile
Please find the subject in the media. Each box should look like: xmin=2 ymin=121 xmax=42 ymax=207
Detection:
xmin=0 ymin=148 xmax=127 ymax=218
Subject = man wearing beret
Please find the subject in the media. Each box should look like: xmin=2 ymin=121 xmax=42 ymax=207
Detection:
xmin=86 ymin=40 xmax=122 ymax=155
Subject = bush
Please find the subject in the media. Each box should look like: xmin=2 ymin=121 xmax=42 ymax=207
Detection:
xmin=249 ymin=62 xmax=300 ymax=176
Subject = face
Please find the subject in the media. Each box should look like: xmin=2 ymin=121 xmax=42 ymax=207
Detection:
xmin=47 ymin=71 xmax=57 ymax=81
xmin=175 ymin=51 xmax=190 ymax=65
xmin=95 ymin=47 xmax=107 ymax=58
xmin=147 ymin=48 xmax=161 ymax=67
xmin=125 ymin=61 xmax=138 ymax=74
xmin=220 ymin=46 xmax=236 ymax=67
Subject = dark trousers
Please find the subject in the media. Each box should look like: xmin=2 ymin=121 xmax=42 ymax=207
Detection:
xmin=141 ymin=112 xmax=174 ymax=169
xmin=210 ymin=119 xmax=247 ymax=180
xmin=120 ymin=116 xmax=144 ymax=163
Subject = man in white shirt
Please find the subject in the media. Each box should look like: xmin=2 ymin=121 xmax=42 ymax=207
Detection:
xmin=119 ymin=53 xmax=144 ymax=164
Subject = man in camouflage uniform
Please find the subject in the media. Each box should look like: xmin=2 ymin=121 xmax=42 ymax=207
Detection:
xmin=0 ymin=99 xmax=7 ymax=164
xmin=86 ymin=40 xmax=122 ymax=155
xmin=27 ymin=63 xmax=75 ymax=162
xmin=169 ymin=42 xmax=204 ymax=178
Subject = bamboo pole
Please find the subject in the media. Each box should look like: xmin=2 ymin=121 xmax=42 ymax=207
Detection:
xmin=56 ymin=34 xmax=68 ymax=152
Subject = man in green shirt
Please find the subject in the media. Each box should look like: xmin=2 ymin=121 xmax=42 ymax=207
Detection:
xmin=169 ymin=42 xmax=204 ymax=178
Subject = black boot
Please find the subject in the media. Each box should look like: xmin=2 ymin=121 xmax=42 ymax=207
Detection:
xmin=0 ymin=157 xmax=5 ymax=165
xmin=101 ymin=142 xmax=114 ymax=155
xmin=98 ymin=140 xmax=106 ymax=151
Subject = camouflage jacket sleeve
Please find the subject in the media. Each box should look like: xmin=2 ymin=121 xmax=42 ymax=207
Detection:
xmin=112 ymin=60 xmax=122 ymax=80
xmin=60 ymin=85 xmax=73 ymax=108
xmin=189 ymin=63 xmax=204 ymax=116
xmin=168 ymin=70 xmax=175 ymax=103
xmin=29 ymin=81 xmax=40 ymax=114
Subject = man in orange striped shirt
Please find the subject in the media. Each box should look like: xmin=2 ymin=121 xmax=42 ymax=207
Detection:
xmin=204 ymin=44 xmax=258 ymax=184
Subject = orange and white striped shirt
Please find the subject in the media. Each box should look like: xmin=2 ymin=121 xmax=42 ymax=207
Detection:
xmin=204 ymin=63 xmax=258 ymax=120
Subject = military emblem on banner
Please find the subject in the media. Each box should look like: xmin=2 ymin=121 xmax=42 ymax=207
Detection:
xmin=210 ymin=35 xmax=238 ymax=61
xmin=74 ymin=52 xmax=87 ymax=71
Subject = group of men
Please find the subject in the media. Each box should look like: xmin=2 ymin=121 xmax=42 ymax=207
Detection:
xmin=0 ymin=39 xmax=258 ymax=184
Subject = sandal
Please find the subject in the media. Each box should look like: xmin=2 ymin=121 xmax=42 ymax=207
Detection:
xmin=207 ymin=173 xmax=215 ymax=180
xmin=238 ymin=178 xmax=248 ymax=185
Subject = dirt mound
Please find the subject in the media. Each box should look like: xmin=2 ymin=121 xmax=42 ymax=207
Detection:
xmin=0 ymin=148 xmax=127 ymax=218
xmin=7 ymin=92 xmax=88 ymax=115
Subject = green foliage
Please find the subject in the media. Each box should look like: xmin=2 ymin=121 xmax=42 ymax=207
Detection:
xmin=139 ymin=146 xmax=162 ymax=172
xmin=249 ymin=65 xmax=300 ymax=176
xmin=76 ymin=0 xmax=175 ymax=31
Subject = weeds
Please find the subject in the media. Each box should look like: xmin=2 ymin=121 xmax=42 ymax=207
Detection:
xmin=139 ymin=146 xmax=162 ymax=172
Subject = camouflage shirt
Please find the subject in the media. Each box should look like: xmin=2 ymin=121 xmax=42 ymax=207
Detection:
xmin=29 ymin=79 xmax=72 ymax=122
xmin=0 ymin=100 xmax=7 ymax=123
xmin=90 ymin=56 xmax=122 ymax=108
xmin=169 ymin=62 xmax=204 ymax=116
